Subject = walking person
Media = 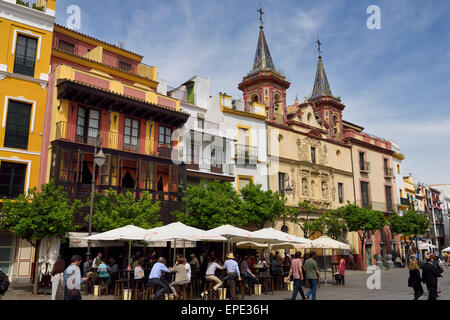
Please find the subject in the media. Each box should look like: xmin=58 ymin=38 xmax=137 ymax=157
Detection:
xmin=288 ymin=252 xmax=306 ymax=300
xmin=431 ymin=254 xmax=444 ymax=296
xmin=201 ymin=257 xmax=224 ymax=298
xmin=169 ymin=257 xmax=191 ymax=299
xmin=63 ymin=255 xmax=88 ymax=300
xmin=148 ymin=257 xmax=170 ymax=300
xmin=421 ymin=254 xmax=442 ymax=300
xmin=338 ymin=255 xmax=346 ymax=286
xmin=304 ymin=252 xmax=321 ymax=300
xmin=51 ymin=260 xmax=65 ymax=300
xmin=224 ymin=253 xmax=241 ymax=300
xmin=408 ymin=258 xmax=423 ymax=300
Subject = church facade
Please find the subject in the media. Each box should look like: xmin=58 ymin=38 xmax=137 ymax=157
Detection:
xmin=235 ymin=18 xmax=401 ymax=269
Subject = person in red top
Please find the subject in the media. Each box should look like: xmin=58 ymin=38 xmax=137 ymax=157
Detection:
xmin=288 ymin=252 xmax=306 ymax=300
xmin=338 ymin=256 xmax=346 ymax=286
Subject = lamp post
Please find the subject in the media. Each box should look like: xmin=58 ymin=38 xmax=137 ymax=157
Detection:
xmin=86 ymin=135 xmax=107 ymax=260
xmin=281 ymin=174 xmax=293 ymax=233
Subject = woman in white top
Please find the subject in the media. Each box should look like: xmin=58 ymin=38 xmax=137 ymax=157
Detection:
xmin=51 ymin=260 xmax=66 ymax=300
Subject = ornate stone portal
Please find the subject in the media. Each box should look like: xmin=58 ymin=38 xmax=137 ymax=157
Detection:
xmin=290 ymin=136 xmax=337 ymax=210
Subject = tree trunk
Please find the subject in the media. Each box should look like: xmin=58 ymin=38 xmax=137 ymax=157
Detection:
xmin=32 ymin=239 xmax=41 ymax=295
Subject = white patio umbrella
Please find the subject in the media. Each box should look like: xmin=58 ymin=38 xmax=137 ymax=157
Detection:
xmin=143 ymin=222 xmax=227 ymax=263
xmin=442 ymin=247 xmax=450 ymax=253
xmin=248 ymin=228 xmax=311 ymax=274
xmin=236 ymin=241 xmax=269 ymax=249
xmin=309 ymin=236 xmax=350 ymax=250
xmin=206 ymin=225 xmax=260 ymax=259
xmin=84 ymin=225 xmax=150 ymax=293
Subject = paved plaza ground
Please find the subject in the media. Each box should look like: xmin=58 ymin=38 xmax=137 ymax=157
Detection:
xmin=2 ymin=267 xmax=449 ymax=301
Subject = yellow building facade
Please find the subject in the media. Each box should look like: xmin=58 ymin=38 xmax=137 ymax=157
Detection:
xmin=0 ymin=0 xmax=55 ymax=285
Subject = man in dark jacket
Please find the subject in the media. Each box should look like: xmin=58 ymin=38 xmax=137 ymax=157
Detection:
xmin=422 ymin=254 xmax=442 ymax=300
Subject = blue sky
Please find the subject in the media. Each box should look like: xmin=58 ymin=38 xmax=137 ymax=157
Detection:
xmin=55 ymin=0 xmax=450 ymax=184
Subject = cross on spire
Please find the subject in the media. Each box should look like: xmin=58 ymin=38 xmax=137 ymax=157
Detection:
xmin=258 ymin=6 xmax=265 ymax=26
xmin=317 ymin=38 xmax=322 ymax=58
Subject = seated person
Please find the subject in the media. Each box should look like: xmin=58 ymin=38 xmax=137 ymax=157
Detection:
xmin=98 ymin=260 xmax=111 ymax=287
xmin=240 ymin=256 xmax=257 ymax=289
xmin=134 ymin=261 xmax=145 ymax=289
xmin=169 ymin=257 xmax=191 ymax=299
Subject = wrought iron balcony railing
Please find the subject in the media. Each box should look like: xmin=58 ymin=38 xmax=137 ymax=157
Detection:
xmin=235 ymin=144 xmax=258 ymax=164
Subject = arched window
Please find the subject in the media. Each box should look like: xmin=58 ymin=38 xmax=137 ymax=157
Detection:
xmin=250 ymin=94 xmax=259 ymax=104
xmin=333 ymin=114 xmax=340 ymax=136
xmin=273 ymin=93 xmax=282 ymax=111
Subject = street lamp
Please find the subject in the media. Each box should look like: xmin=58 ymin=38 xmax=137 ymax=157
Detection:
xmin=86 ymin=135 xmax=106 ymax=260
xmin=281 ymin=174 xmax=293 ymax=233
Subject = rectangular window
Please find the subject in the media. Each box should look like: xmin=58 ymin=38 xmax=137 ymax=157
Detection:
xmin=76 ymin=107 xmax=100 ymax=145
xmin=0 ymin=233 xmax=13 ymax=275
xmin=311 ymin=147 xmax=316 ymax=164
xmin=124 ymin=118 xmax=139 ymax=146
xmin=119 ymin=61 xmax=132 ymax=72
xmin=13 ymin=35 xmax=37 ymax=77
xmin=4 ymin=100 xmax=32 ymax=150
xmin=359 ymin=152 xmax=365 ymax=171
xmin=187 ymin=85 xmax=195 ymax=104
xmin=238 ymin=176 xmax=252 ymax=191
xmin=361 ymin=181 xmax=370 ymax=208
xmin=0 ymin=162 xmax=27 ymax=199
xmin=238 ymin=127 xmax=250 ymax=146
xmin=58 ymin=40 xmax=75 ymax=54
xmin=338 ymin=183 xmax=344 ymax=204
xmin=198 ymin=118 xmax=204 ymax=130
xmin=211 ymin=147 xmax=223 ymax=169
xmin=159 ymin=126 xmax=172 ymax=147
xmin=385 ymin=185 xmax=393 ymax=212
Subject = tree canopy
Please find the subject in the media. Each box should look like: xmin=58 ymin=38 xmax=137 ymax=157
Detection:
xmin=389 ymin=209 xmax=430 ymax=238
xmin=337 ymin=203 xmax=387 ymax=237
xmin=89 ymin=189 xmax=162 ymax=232
xmin=173 ymin=181 xmax=243 ymax=229
xmin=0 ymin=180 xmax=82 ymax=244
xmin=240 ymin=181 xmax=286 ymax=229
xmin=318 ymin=210 xmax=348 ymax=240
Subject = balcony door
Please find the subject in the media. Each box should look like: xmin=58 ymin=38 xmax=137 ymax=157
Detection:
xmin=13 ymin=35 xmax=37 ymax=77
xmin=4 ymin=100 xmax=32 ymax=150
xmin=76 ymin=107 xmax=100 ymax=145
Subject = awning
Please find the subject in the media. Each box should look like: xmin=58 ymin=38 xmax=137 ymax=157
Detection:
xmin=68 ymin=232 xmax=125 ymax=248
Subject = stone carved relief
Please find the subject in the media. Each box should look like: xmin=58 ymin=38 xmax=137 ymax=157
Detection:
xmin=321 ymin=181 xmax=328 ymax=199
xmin=296 ymin=137 xmax=328 ymax=165
xmin=302 ymin=177 xmax=308 ymax=197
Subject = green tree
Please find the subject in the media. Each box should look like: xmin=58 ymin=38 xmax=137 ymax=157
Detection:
xmin=240 ymin=181 xmax=286 ymax=229
xmin=173 ymin=181 xmax=243 ymax=229
xmin=336 ymin=203 xmax=387 ymax=270
xmin=0 ymin=180 xmax=83 ymax=294
xmin=318 ymin=210 xmax=348 ymax=240
xmin=389 ymin=209 xmax=430 ymax=257
xmin=286 ymin=201 xmax=321 ymax=239
xmin=88 ymin=189 xmax=162 ymax=232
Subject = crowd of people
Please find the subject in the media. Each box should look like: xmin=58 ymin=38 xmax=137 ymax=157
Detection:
xmin=47 ymin=248 xmax=343 ymax=301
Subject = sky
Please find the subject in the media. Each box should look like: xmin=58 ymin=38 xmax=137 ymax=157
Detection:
xmin=55 ymin=0 xmax=450 ymax=184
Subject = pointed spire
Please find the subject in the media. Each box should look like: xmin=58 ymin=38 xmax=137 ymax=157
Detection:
xmin=311 ymin=39 xmax=333 ymax=98
xmin=250 ymin=7 xmax=275 ymax=74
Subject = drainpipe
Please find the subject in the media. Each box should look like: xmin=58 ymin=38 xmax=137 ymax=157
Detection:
xmin=265 ymin=121 xmax=270 ymax=191
xmin=349 ymin=143 xmax=357 ymax=204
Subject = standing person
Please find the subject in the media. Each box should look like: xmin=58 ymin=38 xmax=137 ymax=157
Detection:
xmin=408 ymin=258 xmax=424 ymax=300
xmin=288 ymin=252 xmax=306 ymax=301
xmin=108 ymin=257 xmax=119 ymax=288
xmin=148 ymin=257 xmax=170 ymax=300
xmin=183 ymin=258 xmax=192 ymax=282
xmin=431 ymin=254 xmax=444 ymax=296
xmin=224 ymin=253 xmax=241 ymax=300
xmin=189 ymin=254 xmax=200 ymax=271
xmin=51 ymin=260 xmax=65 ymax=300
xmin=304 ymin=252 xmax=321 ymax=300
xmin=83 ymin=258 xmax=93 ymax=277
xmin=92 ymin=252 xmax=102 ymax=269
xmin=201 ymin=257 xmax=224 ymax=298
xmin=421 ymin=254 xmax=442 ymax=300
xmin=63 ymin=255 xmax=88 ymax=300
xmin=395 ymin=255 xmax=402 ymax=268
xmin=169 ymin=257 xmax=190 ymax=299
xmin=338 ymin=256 xmax=346 ymax=286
